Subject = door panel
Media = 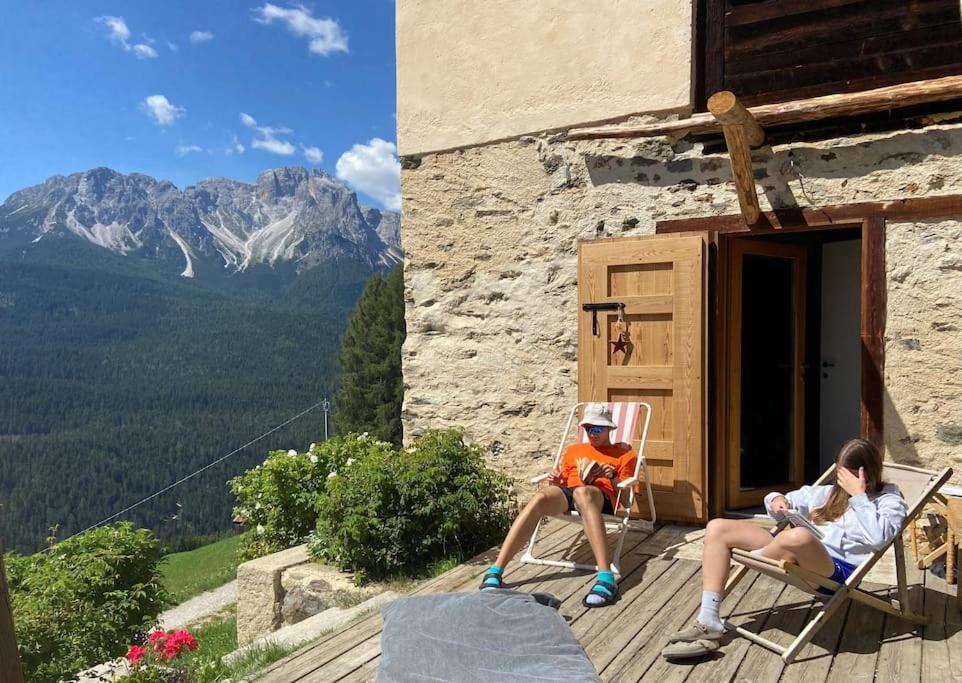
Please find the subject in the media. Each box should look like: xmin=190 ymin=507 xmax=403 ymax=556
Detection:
xmin=578 ymin=234 xmax=708 ymax=522
xmin=726 ymin=239 xmax=807 ymax=509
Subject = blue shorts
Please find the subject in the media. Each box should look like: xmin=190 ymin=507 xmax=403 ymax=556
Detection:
xmin=818 ymin=556 xmax=857 ymax=595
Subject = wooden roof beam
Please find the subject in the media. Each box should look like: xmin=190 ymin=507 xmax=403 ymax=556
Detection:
xmin=708 ymin=91 xmax=765 ymax=226
xmin=567 ymin=74 xmax=962 ymax=141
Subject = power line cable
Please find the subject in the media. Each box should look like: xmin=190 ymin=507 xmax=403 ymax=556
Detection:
xmin=49 ymin=398 xmax=329 ymax=549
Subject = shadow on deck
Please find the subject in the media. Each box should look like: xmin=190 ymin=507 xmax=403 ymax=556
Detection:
xmin=254 ymin=520 xmax=962 ymax=682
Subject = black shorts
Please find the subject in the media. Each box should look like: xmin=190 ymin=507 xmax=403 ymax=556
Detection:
xmin=559 ymin=485 xmax=614 ymax=515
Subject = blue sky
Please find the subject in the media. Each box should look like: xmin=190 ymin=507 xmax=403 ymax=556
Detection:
xmin=0 ymin=1 xmax=400 ymax=209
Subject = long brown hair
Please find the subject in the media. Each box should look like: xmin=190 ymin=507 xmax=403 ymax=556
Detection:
xmin=810 ymin=438 xmax=885 ymax=524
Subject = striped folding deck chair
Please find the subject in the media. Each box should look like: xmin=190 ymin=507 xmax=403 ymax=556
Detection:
xmin=723 ymin=461 xmax=953 ymax=663
xmin=520 ymin=401 xmax=655 ymax=575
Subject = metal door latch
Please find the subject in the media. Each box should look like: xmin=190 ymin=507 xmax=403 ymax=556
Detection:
xmin=582 ymin=302 xmax=625 ymax=336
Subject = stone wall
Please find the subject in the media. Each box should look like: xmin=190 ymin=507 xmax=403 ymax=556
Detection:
xmin=885 ymin=218 xmax=962 ymax=480
xmin=399 ymin=122 xmax=962 ymax=487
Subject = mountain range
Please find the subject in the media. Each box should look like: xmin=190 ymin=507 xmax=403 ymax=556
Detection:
xmin=0 ymin=166 xmax=402 ymax=278
xmin=0 ymin=166 xmax=402 ymax=553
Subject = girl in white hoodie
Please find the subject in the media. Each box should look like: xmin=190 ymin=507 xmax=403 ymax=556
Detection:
xmin=666 ymin=438 xmax=907 ymax=652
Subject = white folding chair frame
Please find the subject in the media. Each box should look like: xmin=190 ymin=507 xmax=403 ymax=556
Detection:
xmin=520 ymin=401 xmax=655 ymax=575
xmin=722 ymin=462 xmax=953 ymax=663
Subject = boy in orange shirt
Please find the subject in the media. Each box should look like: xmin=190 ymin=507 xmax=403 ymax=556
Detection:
xmin=480 ymin=404 xmax=636 ymax=607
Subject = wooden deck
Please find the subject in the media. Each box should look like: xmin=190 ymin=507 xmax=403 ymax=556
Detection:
xmin=255 ymin=520 xmax=962 ymax=682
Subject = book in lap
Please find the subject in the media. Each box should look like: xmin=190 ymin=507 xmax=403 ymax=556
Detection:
xmin=784 ymin=509 xmax=825 ymax=540
xmin=576 ymin=457 xmax=602 ymax=484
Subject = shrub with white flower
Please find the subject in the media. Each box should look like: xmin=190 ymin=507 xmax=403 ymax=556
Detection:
xmin=229 ymin=434 xmax=397 ymax=560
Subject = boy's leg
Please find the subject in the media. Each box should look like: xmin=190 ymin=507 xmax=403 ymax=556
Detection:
xmin=571 ymin=485 xmax=611 ymax=569
xmin=572 ymin=486 xmax=620 ymax=607
xmin=492 ymin=486 xmax=568 ymax=569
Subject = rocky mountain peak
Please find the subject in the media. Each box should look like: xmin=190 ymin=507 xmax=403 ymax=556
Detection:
xmin=0 ymin=167 xmax=402 ymax=277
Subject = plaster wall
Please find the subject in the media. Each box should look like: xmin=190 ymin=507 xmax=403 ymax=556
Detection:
xmin=396 ymin=0 xmax=694 ymax=156
xmin=399 ymin=124 xmax=962 ymax=487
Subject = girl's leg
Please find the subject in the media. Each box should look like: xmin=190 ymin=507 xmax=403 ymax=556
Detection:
xmin=682 ymin=518 xmax=777 ymax=634
xmin=760 ymin=527 xmax=835 ymax=576
xmin=492 ymin=486 xmax=568 ymax=569
xmin=702 ymin=518 xmax=778 ymax=592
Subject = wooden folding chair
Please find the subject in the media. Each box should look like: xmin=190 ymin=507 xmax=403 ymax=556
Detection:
xmin=723 ymin=462 xmax=953 ymax=663
xmin=520 ymin=401 xmax=655 ymax=575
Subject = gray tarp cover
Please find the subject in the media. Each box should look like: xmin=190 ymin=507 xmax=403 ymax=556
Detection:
xmin=377 ymin=589 xmax=600 ymax=682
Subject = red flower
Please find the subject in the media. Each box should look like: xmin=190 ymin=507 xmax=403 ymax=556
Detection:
xmin=126 ymin=644 xmax=147 ymax=664
xmin=146 ymin=630 xmax=167 ymax=644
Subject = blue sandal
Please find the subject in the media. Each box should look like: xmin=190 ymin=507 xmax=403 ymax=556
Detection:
xmin=479 ymin=569 xmax=504 ymax=590
xmin=582 ymin=578 xmax=619 ymax=607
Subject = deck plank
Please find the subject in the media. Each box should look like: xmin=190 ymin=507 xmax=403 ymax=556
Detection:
xmin=731 ymin=583 xmax=815 ymax=682
xmin=875 ymin=554 xmax=925 ymax=683
xmin=825 ymin=588 xmax=886 ymax=683
xmin=598 ymin=561 xmax=706 ymax=681
xmin=921 ymin=569 xmax=954 ymax=683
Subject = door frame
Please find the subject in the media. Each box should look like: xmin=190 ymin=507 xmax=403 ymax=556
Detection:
xmin=724 ymin=237 xmax=808 ymax=509
xmin=658 ymin=197 xmax=962 ymax=516
xmin=710 ymin=219 xmax=885 ymax=514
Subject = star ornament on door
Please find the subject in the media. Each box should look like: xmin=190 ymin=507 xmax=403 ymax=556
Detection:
xmin=610 ymin=331 xmax=631 ymax=356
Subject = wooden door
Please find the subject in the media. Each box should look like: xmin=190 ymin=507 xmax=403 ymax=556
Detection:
xmin=726 ymin=239 xmax=807 ymax=509
xmin=578 ymin=234 xmax=708 ymax=522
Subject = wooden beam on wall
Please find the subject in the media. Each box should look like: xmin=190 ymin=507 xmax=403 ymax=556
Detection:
xmin=655 ymin=194 xmax=962 ymax=234
xmin=708 ymin=91 xmax=765 ymax=225
xmin=567 ymin=74 xmax=962 ymax=141
xmin=0 ymin=545 xmax=24 ymax=683
xmin=860 ymin=217 xmax=886 ymax=449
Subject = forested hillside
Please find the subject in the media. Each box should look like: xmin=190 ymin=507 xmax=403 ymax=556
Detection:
xmin=0 ymin=237 xmax=374 ymax=552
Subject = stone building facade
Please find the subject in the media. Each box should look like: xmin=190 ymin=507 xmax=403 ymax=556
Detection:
xmin=395 ymin=1 xmax=962 ymax=515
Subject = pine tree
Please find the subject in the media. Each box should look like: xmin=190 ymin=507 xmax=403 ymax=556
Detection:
xmin=333 ymin=266 xmax=406 ymax=444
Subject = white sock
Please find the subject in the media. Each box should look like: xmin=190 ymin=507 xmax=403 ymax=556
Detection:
xmin=697 ymin=591 xmax=723 ymax=630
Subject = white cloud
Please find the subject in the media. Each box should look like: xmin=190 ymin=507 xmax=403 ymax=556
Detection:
xmin=241 ymin=112 xmax=296 ymax=156
xmin=226 ymin=136 xmax=246 ymax=156
xmin=167 ymin=41 xmax=179 ymax=52
xmin=141 ymin=95 xmax=185 ymax=126
xmin=252 ymin=137 xmax=296 ymax=156
xmin=131 ymin=43 xmax=159 ymax=59
xmin=175 ymin=144 xmax=203 ymax=156
xmin=302 ymin=145 xmax=323 ymax=164
xmin=190 ymin=30 xmax=214 ymax=44
xmin=336 ymin=138 xmax=401 ymax=211
xmin=96 ymin=16 xmax=158 ymax=59
xmin=252 ymin=4 xmax=348 ymax=56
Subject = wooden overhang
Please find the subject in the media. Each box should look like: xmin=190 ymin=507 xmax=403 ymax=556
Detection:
xmin=567 ymin=75 xmax=962 ymax=142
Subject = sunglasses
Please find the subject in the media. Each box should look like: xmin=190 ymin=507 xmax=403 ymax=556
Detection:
xmin=584 ymin=425 xmax=608 ymax=435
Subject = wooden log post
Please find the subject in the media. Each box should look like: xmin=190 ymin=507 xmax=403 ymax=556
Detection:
xmin=0 ymin=544 xmax=24 ymax=683
xmin=708 ymin=91 xmax=765 ymax=226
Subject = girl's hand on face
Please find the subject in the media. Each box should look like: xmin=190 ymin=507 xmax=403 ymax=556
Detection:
xmin=770 ymin=495 xmax=789 ymax=516
xmin=837 ymin=466 xmax=867 ymax=497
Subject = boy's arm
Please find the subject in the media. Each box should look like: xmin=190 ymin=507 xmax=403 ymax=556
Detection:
xmin=616 ymin=452 xmax=638 ymax=484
